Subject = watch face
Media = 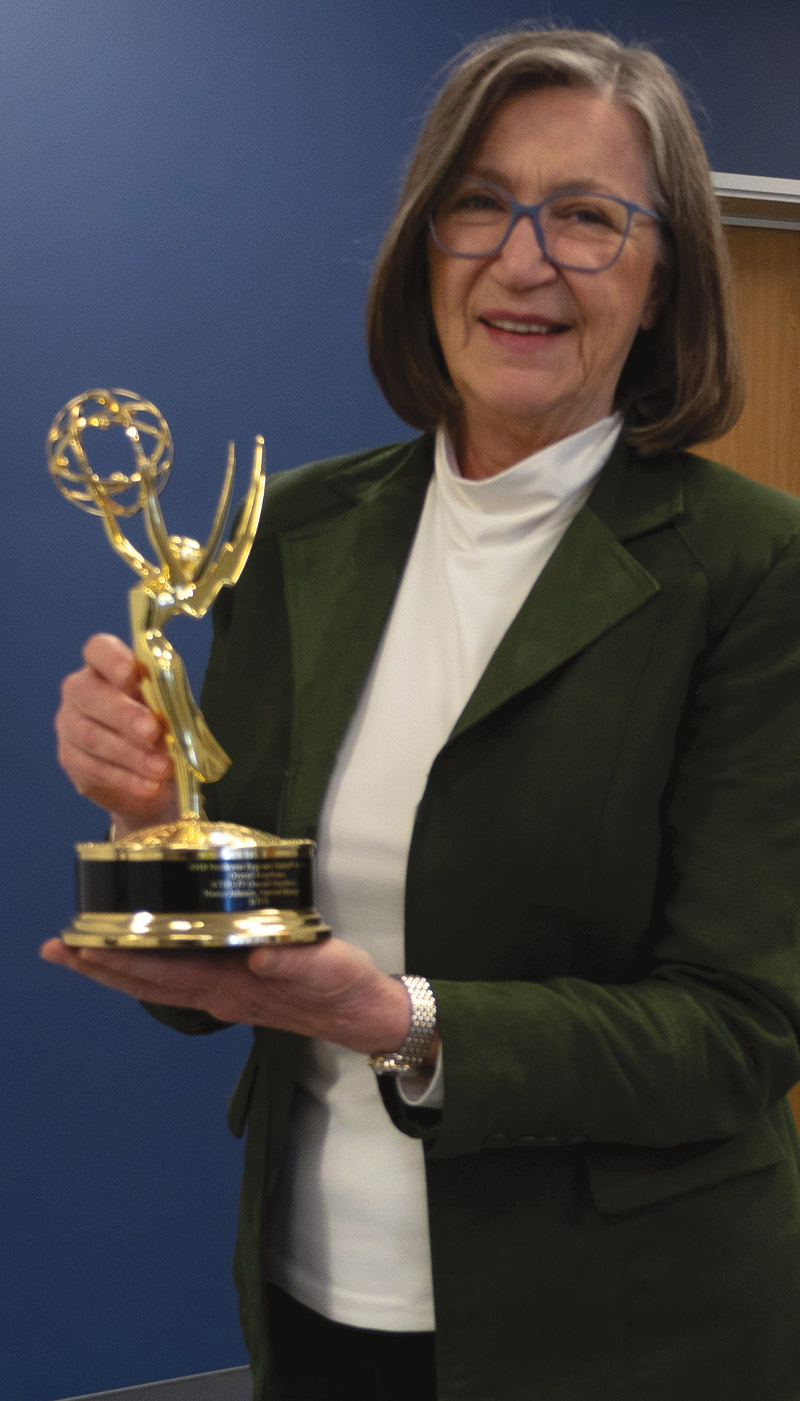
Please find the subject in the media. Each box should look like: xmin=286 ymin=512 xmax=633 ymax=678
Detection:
xmin=367 ymin=1052 xmax=412 ymax=1076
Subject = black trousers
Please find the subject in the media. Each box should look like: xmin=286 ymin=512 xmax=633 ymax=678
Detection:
xmin=266 ymin=1284 xmax=438 ymax=1401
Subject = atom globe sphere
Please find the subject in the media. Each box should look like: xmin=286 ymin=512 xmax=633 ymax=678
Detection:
xmin=46 ymin=389 xmax=173 ymax=518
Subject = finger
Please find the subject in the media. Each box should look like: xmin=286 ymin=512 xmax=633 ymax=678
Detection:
xmin=55 ymin=694 xmax=173 ymax=807
xmin=57 ymin=697 xmax=171 ymax=780
xmin=39 ymin=941 xmax=160 ymax=1003
xmin=40 ymin=940 xmax=161 ymax=980
xmin=70 ymin=949 xmax=270 ymax=1027
xmin=41 ymin=945 xmax=223 ymax=1007
xmin=56 ymin=663 xmax=172 ymax=818
xmin=40 ymin=938 xmax=82 ymax=968
xmin=57 ymin=736 xmax=171 ymax=815
xmin=78 ymin=947 xmax=221 ymax=981
xmin=59 ymin=666 xmax=164 ymax=750
xmin=82 ymin=634 xmax=145 ymax=697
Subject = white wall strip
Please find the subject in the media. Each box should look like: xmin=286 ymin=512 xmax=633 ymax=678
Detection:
xmin=721 ymin=215 xmax=800 ymax=231
xmin=713 ymin=171 xmax=800 ymax=202
xmin=712 ymin=172 xmax=800 ymax=229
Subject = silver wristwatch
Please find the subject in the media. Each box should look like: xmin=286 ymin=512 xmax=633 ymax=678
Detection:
xmin=368 ymin=974 xmax=438 ymax=1076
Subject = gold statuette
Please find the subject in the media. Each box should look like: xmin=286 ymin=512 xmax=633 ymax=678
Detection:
xmin=48 ymin=389 xmax=330 ymax=948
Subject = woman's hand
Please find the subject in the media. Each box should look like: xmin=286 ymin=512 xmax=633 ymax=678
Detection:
xmin=55 ymin=633 xmax=179 ymax=836
xmin=40 ymin=938 xmax=414 ymax=1056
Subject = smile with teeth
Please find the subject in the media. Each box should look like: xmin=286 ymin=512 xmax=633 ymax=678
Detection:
xmin=482 ymin=317 xmax=567 ymax=335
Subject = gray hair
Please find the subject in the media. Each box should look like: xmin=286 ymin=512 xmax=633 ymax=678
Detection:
xmin=366 ymin=27 xmax=743 ymax=455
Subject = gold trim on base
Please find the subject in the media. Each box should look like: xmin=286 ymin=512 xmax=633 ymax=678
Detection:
xmin=62 ymin=909 xmax=331 ymax=949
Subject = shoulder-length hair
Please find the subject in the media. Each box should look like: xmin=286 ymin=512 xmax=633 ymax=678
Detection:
xmin=366 ymin=27 xmax=744 ymax=456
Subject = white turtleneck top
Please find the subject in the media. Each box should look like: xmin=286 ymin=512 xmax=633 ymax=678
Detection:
xmin=263 ymin=414 xmax=623 ymax=1331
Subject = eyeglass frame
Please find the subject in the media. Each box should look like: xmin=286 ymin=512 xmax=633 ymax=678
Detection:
xmin=428 ymin=178 xmax=668 ymax=273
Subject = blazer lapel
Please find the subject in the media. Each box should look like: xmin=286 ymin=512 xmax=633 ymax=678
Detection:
xmin=451 ymin=440 xmax=684 ymax=739
xmin=278 ymin=437 xmax=433 ymax=834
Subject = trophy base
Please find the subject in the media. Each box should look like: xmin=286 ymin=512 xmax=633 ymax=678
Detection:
xmin=65 ymin=819 xmax=331 ymax=950
xmin=62 ymin=908 xmax=330 ymax=949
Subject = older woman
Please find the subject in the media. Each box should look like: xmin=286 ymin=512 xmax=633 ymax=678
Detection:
xmin=46 ymin=27 xmax=800 ymax=1401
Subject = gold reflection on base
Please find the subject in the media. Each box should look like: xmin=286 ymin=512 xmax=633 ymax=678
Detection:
xmin=62 ymin=909 xmax=331 ymax=949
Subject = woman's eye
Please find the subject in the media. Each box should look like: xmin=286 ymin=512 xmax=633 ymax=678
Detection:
xmin=590 ymin=210 xmax=617 ymax=228
xmin=454 ymin=191 xmax=503 ymax=214
xmin=440 ymin=181 xmax=510 ymax=218
xmin=573 ymin=206 xmax=608 ymax=224
xmin=554 ymin=201 xmax=618 ymax=229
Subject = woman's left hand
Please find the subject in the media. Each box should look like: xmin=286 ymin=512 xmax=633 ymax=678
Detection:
xmin=40 ymin=937 xmax=413 ymax=1055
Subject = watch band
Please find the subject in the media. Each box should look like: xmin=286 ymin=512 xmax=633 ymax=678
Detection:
xmin=368 ymin=974 xmax=438 ymax=1076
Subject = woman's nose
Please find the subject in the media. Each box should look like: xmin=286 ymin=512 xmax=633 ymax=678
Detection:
xmin=495 ymin=213 xmax=557 ymax=282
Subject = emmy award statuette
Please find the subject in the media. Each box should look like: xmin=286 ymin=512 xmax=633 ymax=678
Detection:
xmin=47 ymin=389 xmax=330 ymax=949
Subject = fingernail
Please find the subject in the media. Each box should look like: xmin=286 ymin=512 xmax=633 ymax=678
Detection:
xmin=134 ymin=714 xmax=159 ymax=743
xmin=145 ymin=752 xmax=170 ymax=776
xmin=248 ymin=949 xmax=274 ymax=976
xmin=133 ymin=775 xmax=160 ymax=797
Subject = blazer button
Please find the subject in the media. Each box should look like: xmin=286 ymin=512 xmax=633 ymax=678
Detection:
xmin=482 ymin=1132 xmax=511 ymax=1150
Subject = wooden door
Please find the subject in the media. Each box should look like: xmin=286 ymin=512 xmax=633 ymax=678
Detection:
xmin=697 ymin=224 xmax=800 ymax=1129
xmin=695 ymin=225 xmax=800 ymax=493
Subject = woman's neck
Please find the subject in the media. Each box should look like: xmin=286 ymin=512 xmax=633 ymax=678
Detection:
xmin=453 ymin=407 xmax=616 ymax=480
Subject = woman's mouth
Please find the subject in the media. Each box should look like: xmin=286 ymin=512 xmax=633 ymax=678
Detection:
xmin=479 ymin=315 xmax=566 ymax=336
xmin=480 ymin=314 xmax=569 ymax=341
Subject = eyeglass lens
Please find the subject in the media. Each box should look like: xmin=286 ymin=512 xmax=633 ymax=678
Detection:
xmin=433 ymin=180 xmax=633 ymax=268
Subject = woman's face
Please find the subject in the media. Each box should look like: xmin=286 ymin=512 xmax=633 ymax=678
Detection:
xmin=428 ymin=86 xmax=666 ymax=475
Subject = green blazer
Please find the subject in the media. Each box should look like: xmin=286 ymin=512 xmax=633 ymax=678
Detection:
xmin=154 ymin=434 xmax=800 ymax=1400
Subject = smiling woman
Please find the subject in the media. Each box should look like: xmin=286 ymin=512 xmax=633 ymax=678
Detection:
xmin=48 ymin=25 xmax=800 ymax=1401
xmin=367 ymin=28 xmax=742 ymax=460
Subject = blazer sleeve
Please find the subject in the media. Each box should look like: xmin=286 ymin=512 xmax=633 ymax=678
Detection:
xmin=383 ymin=531 xmax=800 ymax=1161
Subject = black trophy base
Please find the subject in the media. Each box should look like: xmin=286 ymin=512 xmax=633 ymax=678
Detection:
xmin=63 ymin=819 xmax=332 ymax=949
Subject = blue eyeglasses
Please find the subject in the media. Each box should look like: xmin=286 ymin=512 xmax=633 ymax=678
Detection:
xmin=429 ymin=178 xmax=666 ymax=272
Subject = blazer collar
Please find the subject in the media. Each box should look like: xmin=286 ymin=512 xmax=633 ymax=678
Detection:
xmin=585 ymin=434 xmax=684 ymax=541
xmin=322 ymin=428 xmax=684 ymax=535
xmin=276 ymin=433 xmax=684 ymax=834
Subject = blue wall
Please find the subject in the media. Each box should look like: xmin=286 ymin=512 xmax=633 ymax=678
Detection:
xmin=2 ymin=2 xmax=798 ymax=1397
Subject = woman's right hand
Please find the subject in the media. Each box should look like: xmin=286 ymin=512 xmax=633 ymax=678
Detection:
xmin=55 ymin=634 xmax=179 ymax=838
